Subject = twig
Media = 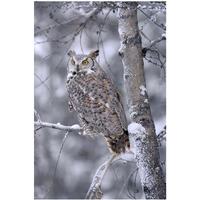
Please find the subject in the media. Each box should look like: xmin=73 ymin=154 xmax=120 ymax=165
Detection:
xmin=34 ymin=109 xmax=42 ymax=134
xmin=34 ymin=17 xmax=80 ymax=37
xmin=100 ymin=32 xmax=113 ymax=74
xmin=117 ymin=167 xmax=138 ymax=199
xmin=34 ymin=109 xmax=42 ymax=122
xmin=35 ymin=46 xmax=70 ymax=89
xmin=41 ymin=41 xmax=69 ymax=61
xmin=127 ymin=167 xmax=139 ymax=199
xmin=73 ymin=4 xmax=103 ymax=40
xmin=97 ymin=9 xmax=112 ymax=50
xmin=85 ymin=154 xmax=116 ymax=199
xmin=34 ymin=73 xmax=53 ymax=97
xmin=43 ymin=132 xmax=69 ymax=199
xmin=139 ymin=9 xmax=166 ymax=31
xmin=157 ymin=126 xmax=166 ymax=146
xmin=145 ymin=35 xmax=166 ymax=50
xmin=140 ymin=11 xmax=159 ymax=31
xmin=34 ymin=121 xmax=83 ymax=133
xmin=142 ymin=35 xmax=166 ymax=56
xmin=35 ymin=5 xmax=103 ymax=89
xmin=80 ymin=29 xmax=84 ymax=54
xmin=140 ymin=30 xmax=151 ymax=42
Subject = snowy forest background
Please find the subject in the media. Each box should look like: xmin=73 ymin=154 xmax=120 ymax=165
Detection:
xmin=34 ymin=2 xmax=166 ymax=199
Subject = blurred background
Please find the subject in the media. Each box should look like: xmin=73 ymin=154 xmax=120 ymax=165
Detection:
xmin=34 ymin=2 xmax=166 ymax=199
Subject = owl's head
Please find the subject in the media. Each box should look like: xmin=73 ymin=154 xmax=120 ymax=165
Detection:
xmin=67 ymin=50 xmax=99 ymax=74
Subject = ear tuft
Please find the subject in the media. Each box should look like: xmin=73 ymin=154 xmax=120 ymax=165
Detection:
xmin=89 ymin=50 xmax=99 ymax=59
xmin=67 ymin=50 xmax=76 ymax=57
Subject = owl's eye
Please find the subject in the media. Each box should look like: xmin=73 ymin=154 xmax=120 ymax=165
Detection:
xmin=82 ymin=60 xmax=88 ymax=65
xmin=71 ymin=60 xmax=75 ymax=65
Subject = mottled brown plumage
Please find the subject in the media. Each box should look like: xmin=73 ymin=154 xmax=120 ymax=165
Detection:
xmin=66 ymin=50 xmax=130 ymax=154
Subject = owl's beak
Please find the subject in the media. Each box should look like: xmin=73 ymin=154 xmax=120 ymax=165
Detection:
xmin=76 ymin=64 xmax=80 ymax=72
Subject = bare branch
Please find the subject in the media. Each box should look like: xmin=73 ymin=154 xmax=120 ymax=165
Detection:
xmin=142 ymin=34 xmax=166 ymax=56
xmin=34 ymin=121 xmax=83 ymax=133
xmin=71 ymin=4 xmax=103 ymax=40
xmin=97 ymin=9 xmax=112 ymax=49
xmin=80 ymin=29 xmax=84 ymax=54
xmin=40 ymin=41 xmax=69 ymax=61
xmin=34 ymin=16 xmax=80 ymax=37
xmin=138 ymin=9 xmax=166 ymax=31
xmin=85 ymin=154 xmax=116 ymax=199
xmin=44 ymin=132 xmax=69 ymax=199
xmin=157 ymin=126 xmax=166 ymax=146
xmin=100 ymin=34 xmax=111 ymax=72
xmin=35 ymin=5 xmax=103 ymax=89
xmin=34 ymin=109 xmax=42 ymax=122
xmin=35 ymin=46 xmax=70 ymax=89
xmin=34 ymin=73 xmax=53 ymax=97
xmin=117 ymin=167 xmax=138 ymax=199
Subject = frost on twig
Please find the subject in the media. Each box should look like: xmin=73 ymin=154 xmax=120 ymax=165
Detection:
xmin=34 ymin=121 xmax=83 ymax=134
xmin=85 ymin=154 xmax=116 ymax=199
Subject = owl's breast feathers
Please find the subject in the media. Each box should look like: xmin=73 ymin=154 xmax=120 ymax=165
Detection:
xmin=66 ymin=70 xmax=130 ymax=154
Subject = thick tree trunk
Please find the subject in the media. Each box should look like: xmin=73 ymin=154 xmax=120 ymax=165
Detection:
xmin=118 ymin=2 xmax=166 ymax=199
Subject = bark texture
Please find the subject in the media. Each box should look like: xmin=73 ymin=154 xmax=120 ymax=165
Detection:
xmin=118 ymin=2 xmax=166 ymax=199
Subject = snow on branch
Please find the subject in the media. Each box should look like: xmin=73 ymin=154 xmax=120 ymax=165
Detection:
xmin=128 ymin=122 xmax=147 ymax=135
xmin=34 ymin=121 xmax=83 ymax=134
xmin=34 ymin=120 xmax=117 ymax=199
xmin=137 ymin=2 xmax=166 ymax=12
xmin=69 ymin=1 xmax=166 ymax=11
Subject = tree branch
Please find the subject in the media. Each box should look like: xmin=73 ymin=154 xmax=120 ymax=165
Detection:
xmin=34 ymin=5 xmax=103 ymax=89
xmin=138 ymin=8 xmax=166 ymax=31
xmin=34 ymin=121 xmax=83 ymax=133
xmin=34 ymin=109 xmax=42 ymax=122
xmin=34 ymin=119 xmax=116 ymax=199
xmin=34 ymin=16 xmax=80 ymax=37
xmin=142 ymin=34 xmax=166 ymax=57
xmin=157 ymin=125 xmax=166 ymax=146
xmin=85 ymin=154 xmax=116 ymax=199
xmin=44 ymin=132 xmax=69 ymax=199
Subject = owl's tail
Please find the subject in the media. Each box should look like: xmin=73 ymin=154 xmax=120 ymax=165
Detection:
xmin=104 ymin=130 xmax=130 ymax=155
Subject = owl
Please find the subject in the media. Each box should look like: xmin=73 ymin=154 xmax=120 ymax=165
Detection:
xmin=66 ymin=50 xmax=130 ymax=155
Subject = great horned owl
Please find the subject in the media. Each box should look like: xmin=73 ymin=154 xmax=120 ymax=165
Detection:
xmin=66 ymin=50 xmax=130 ymax=154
